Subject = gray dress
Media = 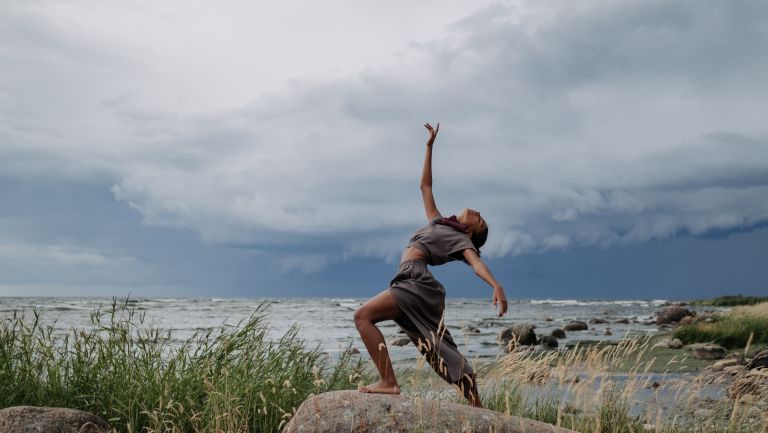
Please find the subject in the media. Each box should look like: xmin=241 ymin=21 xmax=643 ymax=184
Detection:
xmin=389 ymin=216 xmax=478 ymax=395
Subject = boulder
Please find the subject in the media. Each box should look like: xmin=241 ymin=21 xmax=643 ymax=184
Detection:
xmin=282 ymin=390 xmax=579 ymax=433
xmin=563 ymin=321 xmax=588 ymax=332
xmin=746 ymin=349 xmax=768 ymax=370
xmin=708 ymin=358 xmax=743 ymax=371
xmin=550 ymin=329 xmax=566 ymax=339
xmin=614 ymin=318 xmax=630 ymax=324
xmin=653 ymin=338 xmax=683 ymax=349
xmin=538 ymin=335 xmax=558 ymax=349
xmin=390 ymin=337 xmax=411 ymax=347
xmin=0 ymin=406 xmax=110 ymax=433
xmin=464 ymin=326 xmax=481 ymax=334
xmin=692 ymin=344 xmax=726 ymax=360
xmin=589 ymin=318 xmax=607 ymax=324
xmin=655 ymin=307 xmax=693 ymax=325
xmin=603 ymin=328 xmax=612 ymax=336
xmin=678 ymin=316 xmax=694 ymax=326
xmin=499 ymin=324 xmax=537 ymax=350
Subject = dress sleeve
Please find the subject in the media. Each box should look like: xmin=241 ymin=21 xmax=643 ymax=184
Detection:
xmin=444 ymin=230 xmax=478 ymax=263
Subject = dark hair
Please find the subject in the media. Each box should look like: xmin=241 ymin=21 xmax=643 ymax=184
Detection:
xmin=471 ymin=226 xmax=488 ymax=256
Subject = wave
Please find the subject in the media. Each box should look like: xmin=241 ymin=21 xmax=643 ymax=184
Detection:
xmin=529 ymin=299 xmax=668 ymax=307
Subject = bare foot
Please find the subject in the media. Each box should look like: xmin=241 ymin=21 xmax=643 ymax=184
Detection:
xmin=359 ymin=381 xmax=400 ymax=394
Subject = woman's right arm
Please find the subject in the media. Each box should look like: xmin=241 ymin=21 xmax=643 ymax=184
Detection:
xmin=421 ymin=123 xmax=441 ymax=221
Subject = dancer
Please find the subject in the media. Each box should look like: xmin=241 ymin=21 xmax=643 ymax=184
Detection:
xmin=353 ymin=122 xmax=508 ymax=408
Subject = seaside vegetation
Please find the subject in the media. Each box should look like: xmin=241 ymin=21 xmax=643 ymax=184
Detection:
xmin=689 ymin=295 xmax=768 ymax=307
xmin=0 ymin=300 xmax=370 ymax=433
xmin=674 ymin=302 xmax=768 ymax=349
xmin=2 ymin=300 xmax=766 ymax=433
xmin=403 ymin=336 xmax=766 ymax=433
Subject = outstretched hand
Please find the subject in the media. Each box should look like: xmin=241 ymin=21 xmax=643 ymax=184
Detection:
xmin=424 ymin=122 xmax=439 ymax=146
xmin=493 ymin=288 xmax=508 ymax=317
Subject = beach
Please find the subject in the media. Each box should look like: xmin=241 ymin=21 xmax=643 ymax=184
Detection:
xmin=1 ymin=297 xmax=766 ymax=433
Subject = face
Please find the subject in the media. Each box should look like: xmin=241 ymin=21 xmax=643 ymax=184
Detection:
xmin=458 ymin=208 xmax=486 ymax=235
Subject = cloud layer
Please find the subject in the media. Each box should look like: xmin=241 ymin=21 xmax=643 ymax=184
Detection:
xmin=2 ymin=0 xmax=768 ymax=273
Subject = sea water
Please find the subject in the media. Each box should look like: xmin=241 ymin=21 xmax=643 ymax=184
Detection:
xmin=0 ymin=297 xmax=714 ymax=362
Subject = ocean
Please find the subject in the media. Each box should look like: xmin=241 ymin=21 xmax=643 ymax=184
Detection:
xmin=0 ymin=296 xmax=713 ymax=362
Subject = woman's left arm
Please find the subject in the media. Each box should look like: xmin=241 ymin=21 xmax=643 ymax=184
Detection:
xmin=463 ymin=249 xmax=508 ymax=317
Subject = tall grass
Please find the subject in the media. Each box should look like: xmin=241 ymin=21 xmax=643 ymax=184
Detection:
xmin=674 ymin=302 xmax=768 ymax=349
xmin=690 ymin=295 xmax=768 ymax=307
xmin=400 ymin=336 xmax=767 ymax=433
xmin=0 ymin=300 xmax=369 ymax=433
xmin=482 ymin=337 xmax=768 ymax=433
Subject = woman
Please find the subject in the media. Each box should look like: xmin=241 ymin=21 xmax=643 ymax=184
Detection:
xmin=353 ymin=122 xmax=508 ymax=408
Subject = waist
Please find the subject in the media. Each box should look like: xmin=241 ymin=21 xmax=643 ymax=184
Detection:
xmin=400 ymin=245 xmax=428 ymax=264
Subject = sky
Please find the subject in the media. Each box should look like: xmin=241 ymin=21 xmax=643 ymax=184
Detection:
xmin=1 ymin=0 xmax=767 ymax=299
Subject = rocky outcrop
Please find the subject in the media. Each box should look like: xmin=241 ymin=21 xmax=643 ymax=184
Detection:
xmin=0 ymin=406 xmax=111 ymax=433
xmin=690 ymin=344 xmax=726 ymax=360
xmin=652 ymin=338 xmax=684 ymax=349
xmin=538 ymin=335 xmax=558 ymax=349
xmin=464 ymin=326 xmax=481 ymax=334
xmin=746 ymin=349 xmax=768 ymax=370
xmin=563 ymin=321 xmax=588 ymax=332
xmin=655 ymin=307 xmax=693 ymax=325
xmin=550 ymin=328 xmax=566 ymax=339
xmin=390 ymin=337 xmax=411 ymax=346
xmin=499 ymin=324 xmax=537 ymax=350
xmin=282 ymin=390 xmax=579 ymax=433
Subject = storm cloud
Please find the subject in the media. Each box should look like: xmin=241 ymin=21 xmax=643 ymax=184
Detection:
xmin=1 ymin=0 xmax=767 ymax=286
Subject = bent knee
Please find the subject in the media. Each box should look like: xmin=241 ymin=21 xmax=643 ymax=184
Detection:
xmin=353 ymin=308 xmax=368 ymax=327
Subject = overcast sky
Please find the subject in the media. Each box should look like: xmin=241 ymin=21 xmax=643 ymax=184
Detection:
xmin=1 ymin=0 xmax=767 ymax=299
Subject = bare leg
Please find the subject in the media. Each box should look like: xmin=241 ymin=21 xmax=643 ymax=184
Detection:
xmin=354 ymin=290 xmax=402 ymax=394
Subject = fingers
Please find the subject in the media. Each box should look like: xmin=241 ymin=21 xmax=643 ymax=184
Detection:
xmin=495 ymin=297 xmax=508 ymax=317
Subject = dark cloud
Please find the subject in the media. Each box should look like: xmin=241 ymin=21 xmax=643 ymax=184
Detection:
xmin=1 ymin=0 xmax=767 ymax=293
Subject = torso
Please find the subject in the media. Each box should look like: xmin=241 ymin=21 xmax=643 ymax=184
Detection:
xmin=401 ymin=216 xmax=475 ymax=267
xmin=400 ymin=246 xmax=427 ymax=264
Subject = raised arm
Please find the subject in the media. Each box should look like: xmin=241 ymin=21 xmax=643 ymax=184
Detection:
xmin=421 ymin=123 xmax=441 ymax=221
xmin=463 ymin=249 xmax=508 ymax=317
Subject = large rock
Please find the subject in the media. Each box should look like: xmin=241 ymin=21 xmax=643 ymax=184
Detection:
xmin=691 ymin=344 xmax=726 ymax=360
xmin=499 ymin=324 xmax=537 ymax=350
xmin=652 ymin=338 xmax=684 ymax=349
xmin=538 ymin=335 xmax=558 ymax=349
xmin=563 ymin=321 xmax=588 ymax=332
xmin=390 ymin=337 xmax=411 ymax=346
xmin=746 ymin=349 xmax=768 ymax=370
xmin=550 ymin=328 xmax=566 ymax=339
xmin=655 ymin=307 xmax=693 ymax=325
xmin=282 ymin=390 xmax=579 ymax=433
xmin=0 ymin=406 xmax=110 ymax=433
